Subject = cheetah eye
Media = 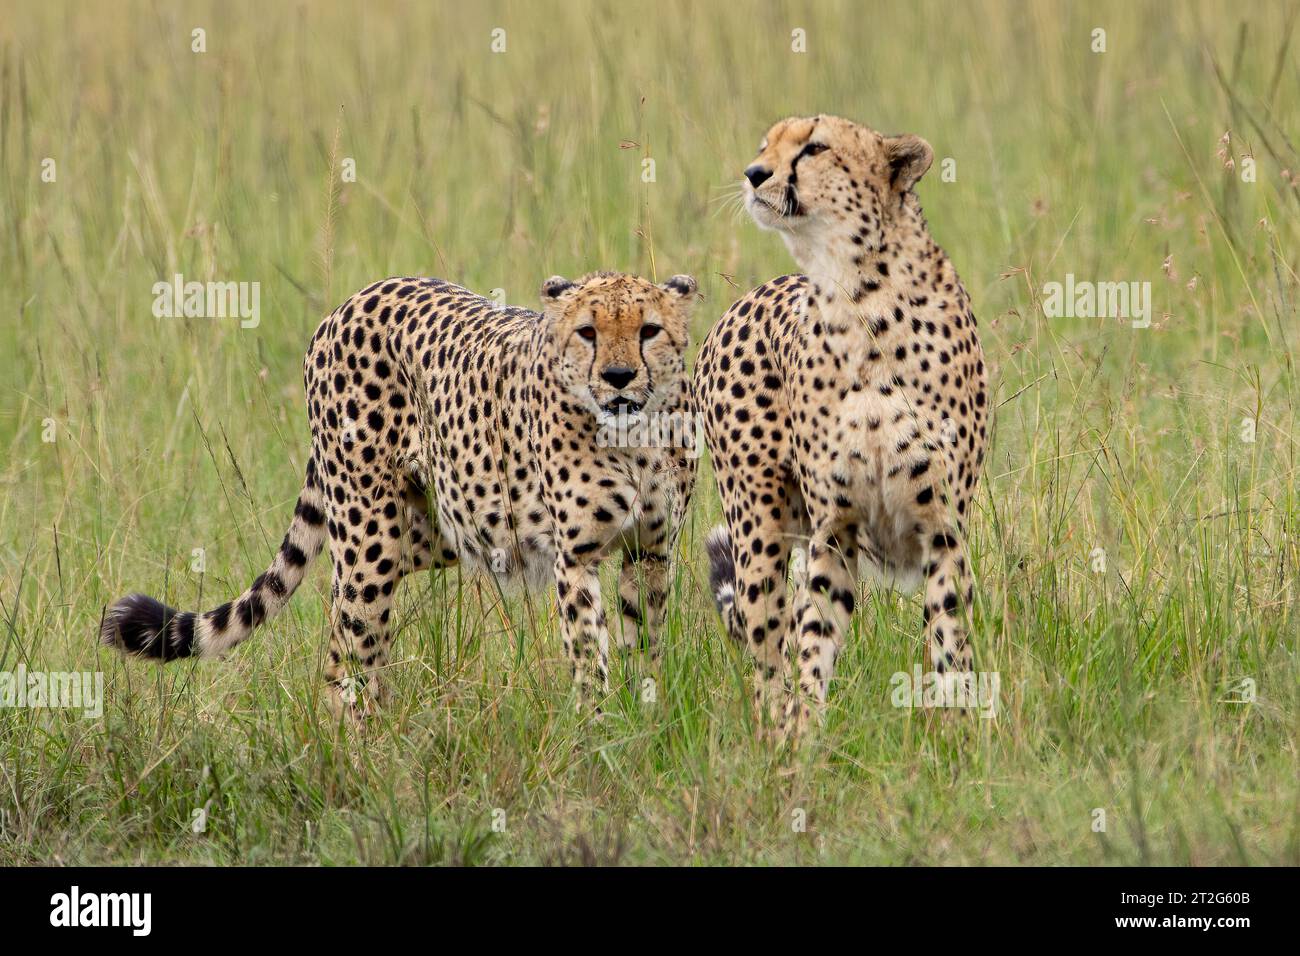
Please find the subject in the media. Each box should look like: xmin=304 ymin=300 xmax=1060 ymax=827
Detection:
xmin=577 ymin=325 xmax=596 ymax=342
xmin=801 ymin=141 xmax=829 ymax=157
xmin=640 ymin=324 xmax=662 ymax=341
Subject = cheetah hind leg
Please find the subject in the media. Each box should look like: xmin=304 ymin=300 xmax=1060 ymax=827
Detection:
xmin=399 ymin=473 xmax=459 ymax=575
xmin=324 ymin=476 xmax=457 ymax=724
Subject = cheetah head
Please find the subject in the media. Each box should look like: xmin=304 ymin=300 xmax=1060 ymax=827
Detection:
xmin=540 ymin=271 xmax=697 ymax=425
xmin=742 ymin=114 xmax=932 ymax=253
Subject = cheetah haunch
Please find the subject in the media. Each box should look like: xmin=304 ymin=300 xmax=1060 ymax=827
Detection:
xmin=695 ymin=115 xmax=989 ymax=736
xmin=102 ymin=272 xmax=699 ymax=714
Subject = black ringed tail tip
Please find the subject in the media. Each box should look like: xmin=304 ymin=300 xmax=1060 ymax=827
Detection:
xmin=705 ymin=526 xmax=736 ymax=611
xmin=100 ymin=593 xmax=196 ymax=661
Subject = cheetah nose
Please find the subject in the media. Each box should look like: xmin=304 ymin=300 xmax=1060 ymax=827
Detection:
xmin=744 ymin=165 xmax=773 ymax=188
xmin=601 ymin=366 xmax=637 ymax=390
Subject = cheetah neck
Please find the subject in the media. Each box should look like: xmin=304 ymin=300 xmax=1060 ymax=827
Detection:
xmin=787 ymin=197 xmax=940 ymax=318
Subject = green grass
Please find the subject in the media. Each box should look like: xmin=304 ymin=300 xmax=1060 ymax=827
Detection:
xmin=1 ymin=0 xmax=1298 ymax=865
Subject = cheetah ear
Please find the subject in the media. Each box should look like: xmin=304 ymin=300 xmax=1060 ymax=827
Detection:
xmin=660 ymin=274 xmax=698 ymax=300
xmin=541 ymin=276 xmax=577 ymax=301
xmin=884 ymin=134 xmax=933 ymax=193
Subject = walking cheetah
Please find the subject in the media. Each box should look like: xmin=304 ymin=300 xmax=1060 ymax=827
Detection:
xmin=695 ymin=115 xmax=988 ymax=734
xmin=102 ymin=271 xmax=699 ymax=713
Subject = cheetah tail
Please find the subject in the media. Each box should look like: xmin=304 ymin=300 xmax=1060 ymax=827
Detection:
xmin=705 ymin=525 xmax=743 ymax=644
xmin=100 ymin=462 xmax=329 ymax=662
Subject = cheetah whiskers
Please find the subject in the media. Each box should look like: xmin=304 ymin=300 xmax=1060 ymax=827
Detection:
xmin=708 ymin=183 xmax=750 ymax=225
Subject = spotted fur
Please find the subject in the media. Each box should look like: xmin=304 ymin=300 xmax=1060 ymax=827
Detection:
xmin=102 ymin=271 xmax=699 ymax=714
xmin=695 ymin=115 xmax=989 ymax=735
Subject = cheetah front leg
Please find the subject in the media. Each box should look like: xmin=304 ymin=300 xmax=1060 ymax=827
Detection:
xmin=553 ymin=553 xmax=611 ymax=712
xmin=789 ymin=524 xmax=858 ymax=732
xmin=921 ymin=529 xmax=976 ymax=706
xmin=614 ymin=488 xmax=678 ymax=663
xmin=615 ymin=549 xmax=670 ymax=696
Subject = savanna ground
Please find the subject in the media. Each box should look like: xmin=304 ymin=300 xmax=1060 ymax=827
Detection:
xmin=1 ymin=0 xmax=1297 ymax=865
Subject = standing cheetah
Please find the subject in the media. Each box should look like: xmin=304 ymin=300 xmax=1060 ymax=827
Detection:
xmin=695 ymin=115 xmax=988 ymax=734
xmin=102 ymin=271 xmax=699 ymax=713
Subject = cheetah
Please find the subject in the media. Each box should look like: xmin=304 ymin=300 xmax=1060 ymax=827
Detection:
xmin=101 ymin=271 xmax=700 ymax=713
xmin=695 ymin=115 xmax=989 ymax=734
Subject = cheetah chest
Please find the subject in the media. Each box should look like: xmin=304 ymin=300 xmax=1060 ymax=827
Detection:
xmin=798 ymin=348 xmax=937 ymax=587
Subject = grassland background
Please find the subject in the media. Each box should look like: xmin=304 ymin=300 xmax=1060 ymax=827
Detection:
xmin=0 ymin=0 xmax=1297 ymax=865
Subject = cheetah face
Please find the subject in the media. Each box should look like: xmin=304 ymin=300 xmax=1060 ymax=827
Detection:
xmin=743 ymin=114 xmax=933 ymax=248
xmin=541 ymin=271 xmax=697 ymax=424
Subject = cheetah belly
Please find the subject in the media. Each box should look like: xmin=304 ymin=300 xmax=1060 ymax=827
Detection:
xmin=434 ymin=494 xmax=556 ymax=592
xmin=827 ymin=387 xmax=927 ymax=594
xmin=422 ymin=411 xmax=556 ymax=592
